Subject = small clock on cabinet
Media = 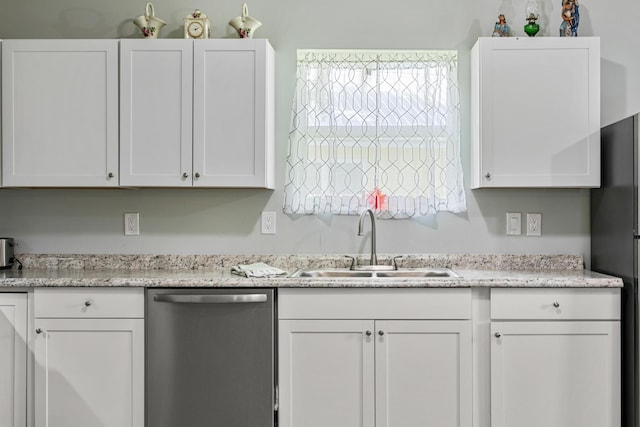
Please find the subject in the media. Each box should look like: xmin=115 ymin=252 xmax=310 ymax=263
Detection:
xmin=184 ymin=9 xmax=210 ymax=39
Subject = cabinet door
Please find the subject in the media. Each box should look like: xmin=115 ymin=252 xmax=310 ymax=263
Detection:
xmin=0 ymin=41 xmax=3 ymax=187
xmin=34 ymin=318 xmax=144 ymax=427
xmin=193 ymin=39 xmax=274 ymax=188
xmin=120 ymin=40 xmax=193 ymax=186
xmin=471 ymin=37 xmax=600 ymax=188
xmin=375 ymin=320 xmax=472 ymax=427
xmin=0 ymin=294 xmax=27 ymax=427
xmin=491 ymin=321 xmax=620 ymax=427
xmin=2 ymin=40 xmax=119 ymax=187
xmin=278 ymin=319 xmax=375 ymax=427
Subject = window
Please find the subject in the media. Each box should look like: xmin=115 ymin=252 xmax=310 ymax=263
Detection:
xmin=283 ymin=49 xmax=466 ymax=218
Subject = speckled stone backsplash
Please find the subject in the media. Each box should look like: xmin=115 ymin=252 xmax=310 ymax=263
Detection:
xmin=13 ymin=253 xmax=584 ymax=271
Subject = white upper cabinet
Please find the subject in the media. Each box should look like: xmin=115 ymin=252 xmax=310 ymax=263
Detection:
xmin=2 ymin=40 xmax=119 ymax=187
xmin=471 ymin=37 xmax=600 ymax=188
xmin=120 ymin=40 xmax=193 ymax=187
xmin=120 ymin=39 xmax=275 ymax=188
xmin=193 ymin=40 xmax=274 ymax=188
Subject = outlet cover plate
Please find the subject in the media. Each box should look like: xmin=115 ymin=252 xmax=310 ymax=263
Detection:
xmin=526 ymin=213 xmax=542 ymax=236
xmin=124 ymin=213 xmax=140 ymax=236
xmin=261 ymin=211 xmax=276 ymax=235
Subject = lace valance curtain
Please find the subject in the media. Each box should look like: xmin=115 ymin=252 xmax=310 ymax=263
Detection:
xmin=283 ymin=49 xmax=466 ymax=218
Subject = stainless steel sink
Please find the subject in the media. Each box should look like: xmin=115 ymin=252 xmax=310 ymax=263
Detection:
xmin=291 ymin=269 xmax=374 ymax=278
xmin=375 ymin=269 xmax=459 ymax=278
xmin=289 ymin=268 xmax=459 ymax=279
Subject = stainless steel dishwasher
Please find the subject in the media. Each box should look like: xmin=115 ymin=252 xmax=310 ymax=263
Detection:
xmin=146 ymin=288 xmax=276 ymax=427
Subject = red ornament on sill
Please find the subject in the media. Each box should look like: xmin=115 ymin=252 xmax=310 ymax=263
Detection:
xmin=367 ymin=188 xmax=387 ymax=211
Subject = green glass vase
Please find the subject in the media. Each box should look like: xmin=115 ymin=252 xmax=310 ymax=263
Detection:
xmin=524 ymin=22 xmax=540 ymax=36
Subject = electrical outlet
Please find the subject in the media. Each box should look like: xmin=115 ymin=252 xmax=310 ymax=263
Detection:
xmin=526 ymin=213 xmax=542 ymax=236
xmin=261 ymin=211 xmax=276 ymax=235
xmin=506 ymin=212 xmax=522 ymax=235
xmin=124 ymin=213 xmax=140 ymax=236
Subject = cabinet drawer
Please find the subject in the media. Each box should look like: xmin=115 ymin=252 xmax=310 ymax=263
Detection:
xmin=34 ymin=288 xmax=144 ymax=318
xmin=278 ymin=288 xmax=471 ymax=320
xmin=491 ymin=288 xmax=620 ymax=320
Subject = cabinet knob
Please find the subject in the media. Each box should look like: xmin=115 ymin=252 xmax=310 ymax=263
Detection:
xmin=485 ymin=173 xmax=491 ymax=180
xmin=365 ymin=330 xmax=372 ymax=336
xmin=553 ymin=301 xmax=560 ymax=308
xmin=182 ymin=173 xmax=189 ymax=179
xmin=108 ymin=172 xmax=114 ymax=178
xmin=84 ymin=299 xmax=93 ymax=307
xmin=36 ymin=328 xmax=43 ymax=334
xmin=495 ymin=332 xmax=502 ymax=338
xmin=195 ymin=173 xmax=201 ymax=179
xmin=378 ymin=330 xmax=385 ymax=336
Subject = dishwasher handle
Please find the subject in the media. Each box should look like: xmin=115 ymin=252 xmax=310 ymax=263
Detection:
xmin=153 ymin=294 xmax=268 ymax=304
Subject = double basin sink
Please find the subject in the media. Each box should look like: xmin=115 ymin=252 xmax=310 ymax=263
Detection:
xmin=290 ymin=267 xmax=459 ymax=279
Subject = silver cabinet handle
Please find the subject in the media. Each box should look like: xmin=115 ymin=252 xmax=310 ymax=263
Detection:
xmin=378 ymin=330 xmax=385 ymax=336
xmin=108 ymin=172 xmax=114 ymax=178
xmin=365 ymin=330 xmax=372 ymax=336
xmin=495 ymin=332 xmax=502 ymax=338
xmin=194 ymin=173 xmax=201 ymax=178
xmin=553 ymin=301 xmax=560 ymax=308
xmin=154 ymin=294 xmax=267 ymax=304
xmin=36 ymin=328 xmax=43 ymax=334
xmin=485 ymin=173 xmax=491 ymax=179
xmin=84 ymin=299 xmax=93 ymax=307
xmin=182 ymin=173 xmax=189 ymax=178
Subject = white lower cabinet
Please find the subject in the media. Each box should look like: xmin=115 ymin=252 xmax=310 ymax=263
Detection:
xmin=279 ymin=319 xmax=375 ymax=427
xmin=0 ymin=285 xmax=624 ymax=427
xmin=278 ymin=289 xmax=472 ymax=427
xmin=490 ymin=288 xmax=621 ymax=427
xmin=0 ymin=293 xmax=28 ymax=427
xmin=377 ymin=320 xmax=471 ymax=427
xmin=33 ymin=288 xmax=144 ymax=427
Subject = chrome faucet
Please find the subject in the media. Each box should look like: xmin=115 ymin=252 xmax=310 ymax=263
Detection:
xmin=358 ymin=208 xmax=378 ymax=266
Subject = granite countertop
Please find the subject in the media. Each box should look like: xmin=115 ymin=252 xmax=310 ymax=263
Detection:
xmin=0 ymin=254 xmax=623 ymax=288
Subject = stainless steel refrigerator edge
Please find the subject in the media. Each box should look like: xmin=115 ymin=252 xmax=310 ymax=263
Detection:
xmin=146 ymin=288 xmax=276 ymax=427
xmin=591 ymin=114 xmax=639 ymax=427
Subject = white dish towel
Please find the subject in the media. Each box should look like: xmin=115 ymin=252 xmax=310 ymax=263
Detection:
xmin=231 ymin=262 xmax=287 ymax=278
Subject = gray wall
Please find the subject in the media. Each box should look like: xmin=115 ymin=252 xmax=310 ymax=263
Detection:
xmin=0 ymin=0 xmax=637 ymax=257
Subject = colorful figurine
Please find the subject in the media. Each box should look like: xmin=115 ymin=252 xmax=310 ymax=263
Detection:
xmin=492 ymin=14 xmax=512 ymax=37
xmin=559 ymin=0 xmax=579 ymax=37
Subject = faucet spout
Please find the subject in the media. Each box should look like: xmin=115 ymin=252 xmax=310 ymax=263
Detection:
xmin=358 ymin=208 xmax=377 ymax=266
